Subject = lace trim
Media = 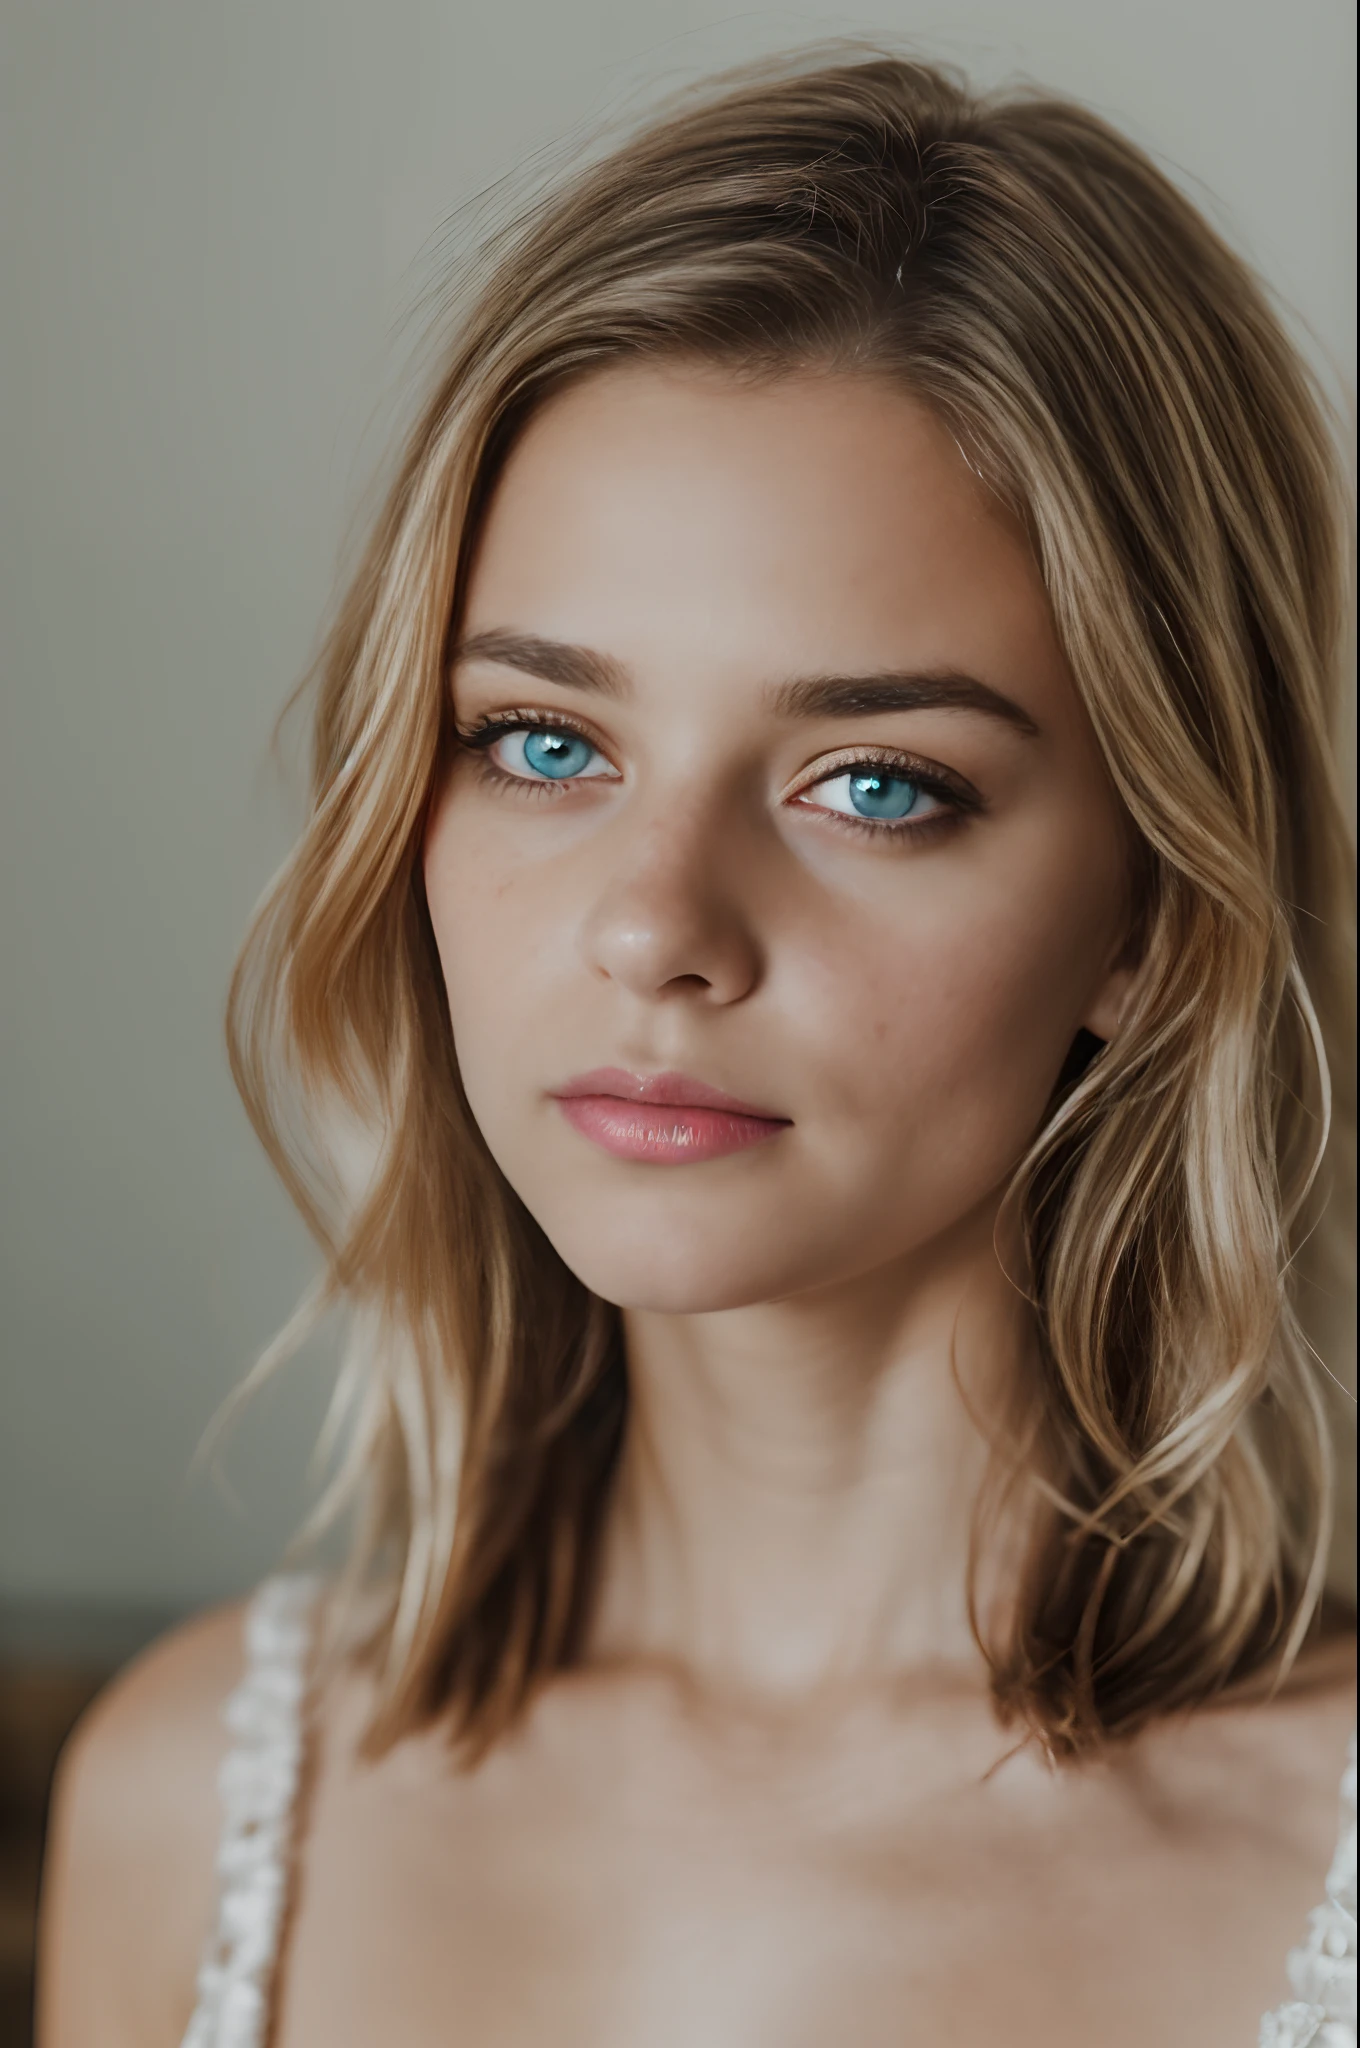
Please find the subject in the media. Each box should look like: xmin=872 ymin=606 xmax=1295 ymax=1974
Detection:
xmin=180 ymin=1574 xmax=321 ymax=2048
xmin=1261 ymin=1732 xmax=1358 ymax=2048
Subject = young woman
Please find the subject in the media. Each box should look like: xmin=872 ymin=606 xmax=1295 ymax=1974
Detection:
xmin=38 ymin=54 xmax=1356 ymax=2048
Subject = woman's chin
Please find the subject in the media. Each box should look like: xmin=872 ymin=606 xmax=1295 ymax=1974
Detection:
xmin=542 ymin=1219 xmax=826 ymax=1317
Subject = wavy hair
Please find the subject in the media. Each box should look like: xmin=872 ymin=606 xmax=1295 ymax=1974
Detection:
xmin=227 ymin=53 xmax=1356 ymax=1758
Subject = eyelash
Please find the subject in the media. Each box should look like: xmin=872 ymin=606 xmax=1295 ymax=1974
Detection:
xmin=455 ymin=711 xmax=981 ymax=841
xmin=786 ymin=748 xmax=979 ymax=844
xmin=457 ymin=711 xmax=613 ymax=805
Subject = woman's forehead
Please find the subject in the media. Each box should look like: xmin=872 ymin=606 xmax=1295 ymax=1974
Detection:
xmin=475 ymin=362 xmax=1013 ymax=586
xmin=462 ymin=363 xmax=1074 ymax=734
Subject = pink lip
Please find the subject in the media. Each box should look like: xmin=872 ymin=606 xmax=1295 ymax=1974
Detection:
xmin=553 ymin=1068 xmax=791 ymax=1163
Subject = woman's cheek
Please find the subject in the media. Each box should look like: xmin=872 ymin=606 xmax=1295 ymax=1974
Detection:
xmin=427 ymin=831 xmax=582 ymax=1141
xmin=835 ymin=894 xmax=1094 ymax=1162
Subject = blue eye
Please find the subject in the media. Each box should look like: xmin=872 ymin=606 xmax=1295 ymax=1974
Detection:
xmin=847 ymin=770 xmax=922 ymax=819
xmin=491 ymin=727 xmax=613 ymax=782
xmin=804 ymin=766 xmax=943 ymax=824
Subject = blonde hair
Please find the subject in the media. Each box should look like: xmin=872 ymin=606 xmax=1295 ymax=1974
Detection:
xmin=228 ymin=53 xmax=1355 ymax=1758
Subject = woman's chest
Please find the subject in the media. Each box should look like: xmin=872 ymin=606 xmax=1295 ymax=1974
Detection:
xmin=271 ymin=1702 xmax=1327 ymax=2048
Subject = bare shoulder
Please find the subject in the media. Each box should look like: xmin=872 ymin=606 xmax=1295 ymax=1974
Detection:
xmin=1223 ymin=1631 xmax=1355 ymax=1806
xmin=37 ymin=1600 xmax=248 ymax=2048
xmin=1135 ymin=1631 xmax=1356 ymax=1868
xmin=1251 ymin=1632 xmax=1357 ymax=1841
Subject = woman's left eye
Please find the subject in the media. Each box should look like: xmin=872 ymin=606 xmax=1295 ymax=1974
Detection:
xmin=798 ymin=766 xmax=946 ymax=825
xmin=491 ymin=727 xmax=615 ymax=782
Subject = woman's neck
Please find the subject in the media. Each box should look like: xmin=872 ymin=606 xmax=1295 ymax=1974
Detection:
xmin=588 ymin=1196 xmax=1033 ymax=1701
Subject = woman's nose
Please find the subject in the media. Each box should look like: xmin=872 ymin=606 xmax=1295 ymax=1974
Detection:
xmin=579 ymin=806 xmax=763 ymax=1005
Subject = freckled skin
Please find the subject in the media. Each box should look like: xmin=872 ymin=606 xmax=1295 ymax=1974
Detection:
xmin=425 ymin=365 xmax=1135 ymax=1314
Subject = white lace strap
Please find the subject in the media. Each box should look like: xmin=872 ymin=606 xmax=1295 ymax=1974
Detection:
xmin=180 ymin=1574 xmax=322 ymax=2048
xmin=1261 ymin=1730 xmax=1358 ymax=2048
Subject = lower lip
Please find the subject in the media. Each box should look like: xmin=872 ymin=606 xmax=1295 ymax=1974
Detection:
xmin=555 ymin=1095 xmax=788 ymax=1163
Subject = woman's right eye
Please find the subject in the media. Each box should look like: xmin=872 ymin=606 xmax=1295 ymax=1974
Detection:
xmin=488 ymin=727 xmax=616 ymax=783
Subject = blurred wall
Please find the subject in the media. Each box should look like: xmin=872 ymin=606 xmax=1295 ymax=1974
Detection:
xmin=2 ymin=0 xmax=1355 ymax=1622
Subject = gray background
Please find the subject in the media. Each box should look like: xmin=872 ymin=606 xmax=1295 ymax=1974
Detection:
xmin=2 ymin=0 xmax=1355 ymax=1631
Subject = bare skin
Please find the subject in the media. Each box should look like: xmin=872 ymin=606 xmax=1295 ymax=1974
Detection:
xmin=39 ymin=366 xmax=1355 ymax=2046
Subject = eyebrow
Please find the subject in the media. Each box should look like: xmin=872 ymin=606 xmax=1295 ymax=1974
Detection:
xmin=768 ymin=670 xmax=1040 ymax=736
xmin=454 ymin=629 xmax=1040 ymax=737
xmin=455 ymin=630 xmax=629 ymax=698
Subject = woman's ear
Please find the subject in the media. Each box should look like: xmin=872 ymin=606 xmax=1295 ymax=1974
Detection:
xmin=1081 ymin=925 xmax=1150 ymax=1046
xmin=1083 ymin=969 xmax=1136 ymax=1045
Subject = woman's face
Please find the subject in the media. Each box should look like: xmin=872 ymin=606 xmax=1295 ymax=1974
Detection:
xmin=425 ymin=365 xmax=1134 ymax=1312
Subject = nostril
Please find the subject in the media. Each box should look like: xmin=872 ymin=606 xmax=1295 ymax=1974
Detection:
xmin=661 ymin=973 xmax=715 ymax=995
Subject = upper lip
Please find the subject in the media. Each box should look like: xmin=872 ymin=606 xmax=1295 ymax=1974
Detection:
xmin=553 ymin=1068 xmax=790 ymax=1122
